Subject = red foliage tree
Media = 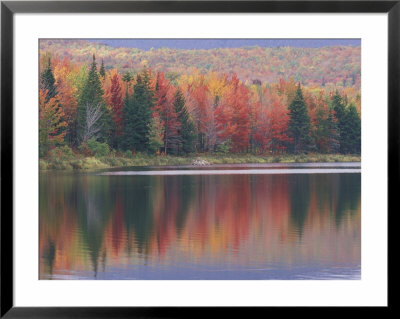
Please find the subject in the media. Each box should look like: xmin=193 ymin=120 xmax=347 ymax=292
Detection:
xmin=216 ymin=74 xmax=250 ymax=152
xmin=185 ymin=77 xmax=215 ymax=151
xmin=155 ymin=72 xmax=181 ymax=154
xmin=266 ymin=98 xmax=292 ymax=154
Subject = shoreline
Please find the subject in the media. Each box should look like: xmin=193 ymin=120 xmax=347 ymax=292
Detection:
xmin=143 ymin=162 xmax=361 ymax=169
xmin=40 ymin=154 xmax=361 ymax=171
xmin=99 ymin=167 xmax=361 ymax=176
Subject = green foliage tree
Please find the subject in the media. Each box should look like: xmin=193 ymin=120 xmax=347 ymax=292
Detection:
xmin=148 ymin=113 xmax=164 ymax=154
xmin=76 ymin=54 xmax=111 ymax=145
xmin=174 ymin=89 xmax=196 ymax=154
xmin=122 ymin=71 xmax=133 ymax=88
xmin=121 ymin=69 xmax=155 ymax=152
xmin=327 ymin=110 xmax=340 ymax=153
xmin=99 ymin=59 xmax=106 ymax=78
xmin=288 ymin=85 xmax=312 ymax=153
xmin=67 ymin=64 xmax=88 ymax=146
xmin=40 ymin=58 xmax=57 ymax=101
xmin=341 ymin=103 xmax=361 ymax=154
xmin=312 ymin=97 xmax=339 ymax=153
xmin=72 ymin=64 xmax=89 ymax=99
xmin=331 ymin=90 xmax=358 ymax=154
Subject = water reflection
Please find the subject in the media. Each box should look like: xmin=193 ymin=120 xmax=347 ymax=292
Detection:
xmin=39 ymin=171 xmax=361 ymax=279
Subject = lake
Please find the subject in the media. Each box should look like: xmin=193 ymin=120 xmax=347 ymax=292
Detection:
xmin=39 ymin=163 xmax=361 ymax=280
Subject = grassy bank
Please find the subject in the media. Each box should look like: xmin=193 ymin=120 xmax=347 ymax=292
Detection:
xmin=39 ymin=153 xmax=361 ymax=171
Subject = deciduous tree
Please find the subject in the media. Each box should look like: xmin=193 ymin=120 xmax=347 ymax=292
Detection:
xmin=155 ymin=72 xmax=181 ymax=154
xmin=266 ymin=97 xmax=292 ymax=154
xmin=81 ymin=102 xmax=104 ymax=143
xmin=39 ymin=90 xmax=67 ymax=157
xmin=217 ymin=74 xmax=250 ymax=153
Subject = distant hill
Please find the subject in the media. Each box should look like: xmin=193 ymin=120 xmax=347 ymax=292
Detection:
xmin=39 ymin=39 xmax=361 ymax=87
xmin=89 ymin=39 xmax=361 ymax=50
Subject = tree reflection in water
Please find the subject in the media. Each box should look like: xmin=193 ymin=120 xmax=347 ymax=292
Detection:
xmin=39 ymin=171 xmax=361 ymax=279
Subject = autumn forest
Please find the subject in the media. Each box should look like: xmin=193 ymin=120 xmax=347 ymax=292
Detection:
xmin=39 ymin=40 xmax=361 ymax=167
xmin=39 ymin=40 xmax=362 ymax=280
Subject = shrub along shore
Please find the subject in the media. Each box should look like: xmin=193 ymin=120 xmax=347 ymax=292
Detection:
xmin=40 ymin=151 xmax=361 ymax=171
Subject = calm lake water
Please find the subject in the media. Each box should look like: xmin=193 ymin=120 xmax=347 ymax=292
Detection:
xmin=39 ymin=164 xmax=361 ymax=280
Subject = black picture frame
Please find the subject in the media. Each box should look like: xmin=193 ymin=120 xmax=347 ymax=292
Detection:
xmin=0 ymin=1 xmax=395 ymax=317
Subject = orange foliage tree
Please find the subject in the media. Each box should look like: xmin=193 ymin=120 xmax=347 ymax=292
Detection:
xmin=216 ymin=74 xmax=250 ymax=152
xmin=39 ymin=89 xmax=67 ymax=156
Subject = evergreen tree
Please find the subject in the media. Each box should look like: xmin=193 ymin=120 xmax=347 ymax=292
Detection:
xmin=287 ymin=85 xmax=312 ymax=153
xmin=312 ymin=103 xmax=330 ymax=153
xmin=40 ymin=58 xmax=57 ymax=101
xmin=341 ymin=103 xmax=361 ymax=154
xmin=76 ymin=54 xmax=110 ymax=144
xmin=311 ymin=95 xmax=339 ymax=153
xmin=79 ymin=54 xmax=103 ymax=107
xmin=121 ymin=69 xmax=155 ymax=152
xmin=331 ymin=90 xmax=347 ymax=153
xmin=174 ymin=89 xmax=196 ymax=154
xmin=40 ymin=58 xmax=70 ymax=144
xmin=122 ymin=71 xmax=133 ymax=87
xmin=327 ymin=110 xmax=340 ymax=153
xmin=120 ymin=91 xmax=134 ymax=150
xmin=99 ymin=59 xmax=106 ymax=78
xmin=148 ymin=113 xmax=164 ymax=154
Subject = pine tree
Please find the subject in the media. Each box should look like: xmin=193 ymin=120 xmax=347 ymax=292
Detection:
xmin=120 ymin=91 xmax=134 ymax=150
xmin=311 ymin=95 xmax=335 ymax=153
xmin=99 ymin=59 xmax=106 ymax=78
xmin=76 ymin=54 xmax=110 ymax=144
xmin=79 ymin=54 xmax=103 ymax=106
xmin=174 ymin=89 xmax=196 ymax=154
xmin=40 ymin=58 xmax=57 ymax=101
xmin=148 ymin=112 xmax=164 ymax=154
xmin=331 ymin=90 xmax=347 ymax=153
xmin=341 ymin=103 xmax=361 ymax=154
xmin=121 ymin=69 xmax=155 ymax=152
xmin=327 ymin=109 xmax=340 ymax=153
xmin=288 ymin=85 xmax=312 ymax=153
xmin=122 ymin=71 xmax=133 ymax=88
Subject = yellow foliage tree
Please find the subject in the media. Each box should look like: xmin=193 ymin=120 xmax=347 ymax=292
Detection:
xmin=39 ymin=89 xmax=67 ymax=157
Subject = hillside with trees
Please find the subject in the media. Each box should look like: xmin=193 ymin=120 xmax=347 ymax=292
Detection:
xmin=39 ymin=40 xmax=361 ymax=169
xmin=40 ymin=39 xmax=361 ymax=89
